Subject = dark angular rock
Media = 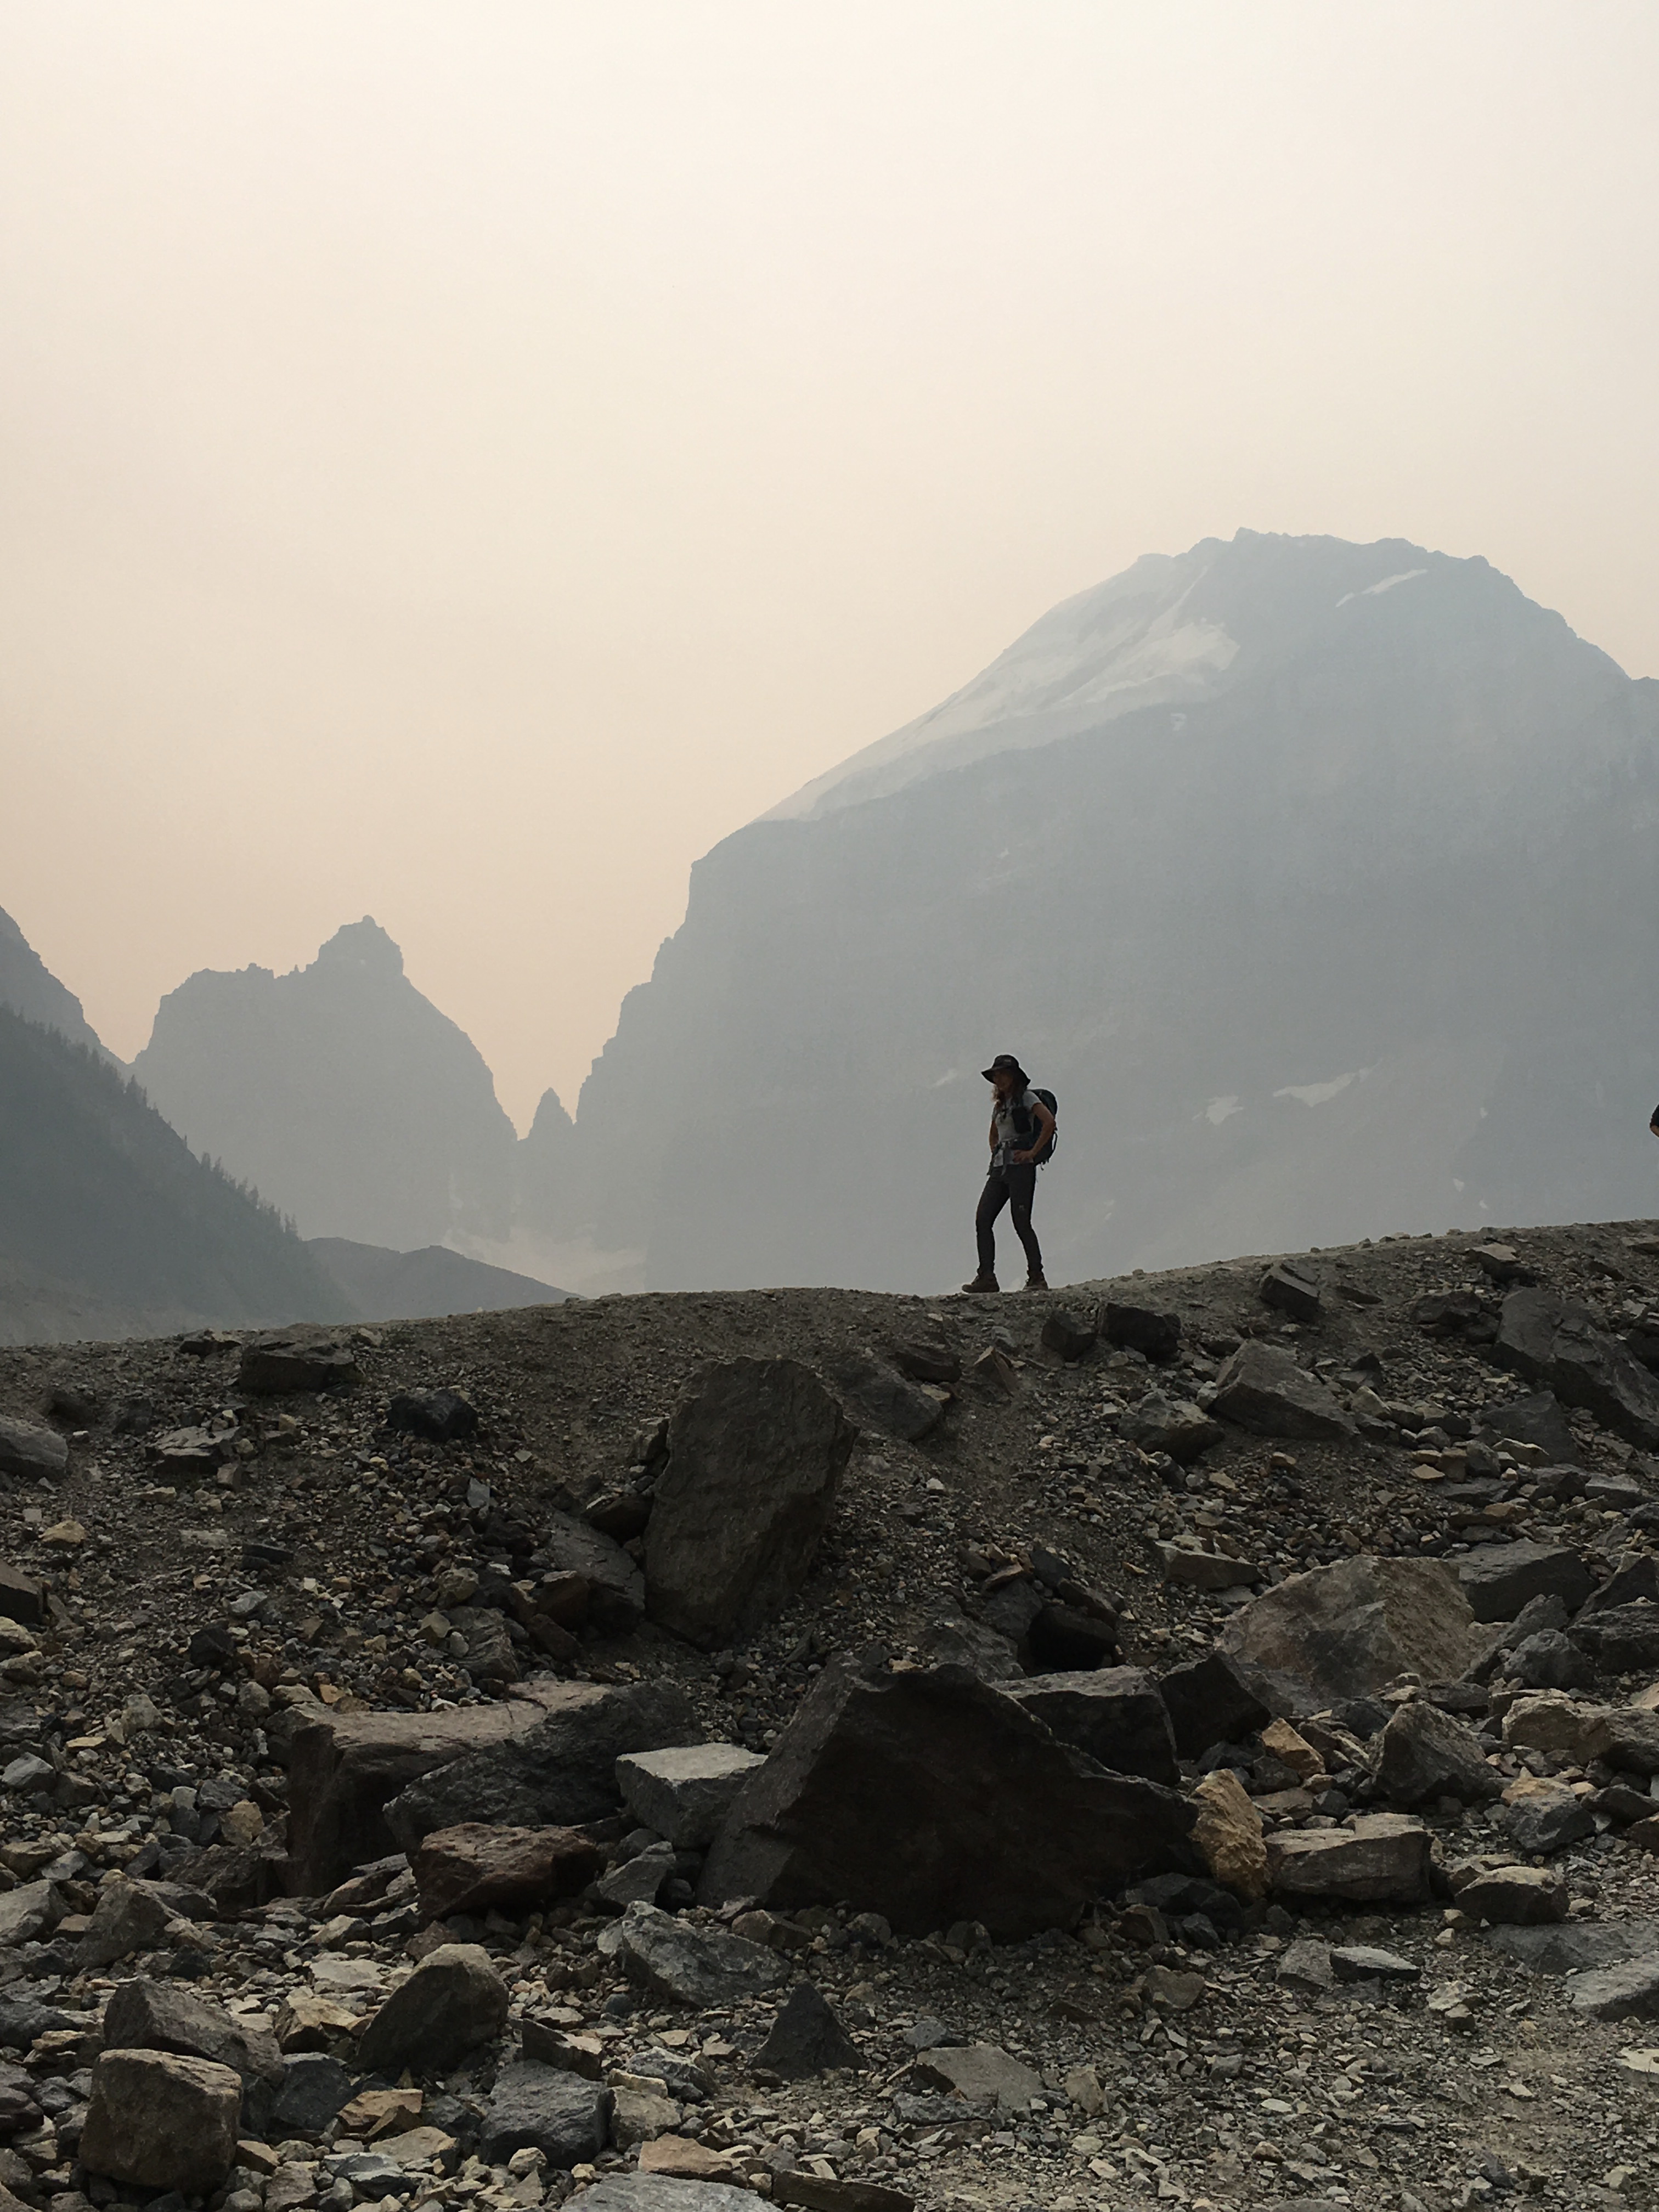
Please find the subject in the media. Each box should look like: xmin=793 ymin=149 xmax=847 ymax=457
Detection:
xmin=0 ymin=1417 xmax=68 ymax=1481
xmin=599 ymin=1901 xmax=787 ymax=2007
xmin=1210 ymin=1342 xmax=1355 ymax=1441
xmin=385 ymin=1390 xmax=479 ymax=1443
xmin=891 ymin=1341 xmax=961 ymax=1387
xmin=542 ymin=1509 xmax=644 ymax=1633
xmin=977 ymin=1576 xmax=1043 ymax=1645
xmin=237 ymin=1332 xmax=360 ymax=1395
xmin=1040 ymin=1311 xmax=1097 ymax=1362
xmin=698 ymin=1661 xmax=1194 ymax=1940
xmin=356 ymin=1943 xmax=509 ymax=2075
xmin=1567 ymin=1958 xmax=1659 ymax=2021
xmin=1375 ymin=1700 xmax=1502 ymax=1807
xmin=1024 ymin=1601 xmax=1119 ymax=1673
xmin=1005 ymin=1667 xmax=1178 ymax=1785
xmin=1499 ymin=1786 xmax=1596 ymax=1856
xmin=645 ymin=1357 xmax=856 ymax=1647
xmin=1100 ymin=1304 xmax=1180 ymax=1362
xmin=1504 ymin=1629 xmax=1594 ymax=1691
xmin=832 ymin=1355 xmax=941 ymax=1443
xmin=382 ymin=1680 xmax=696 ymax=1853
xmin=585 ymin=1489 xmax=652 ymax=1543
xmin=0 ymin=1567 xmax=46 ymax=1630
xmin=101 ymin=1978 xmax=283 ymax=2083
xmin=1119 ymin=1392 xmax=1225 ymax=1463
xmin=1495 ymin=1288 xmax=1659 ymax=1449
xmin=257 ymin=2052 xmax=353 ymax=2139
xmin=1156 ymin=1651 xmax=1272 ymax=1760
xmin=478 ymin=2062 xmax=611 ymax=2168
xmin=1454 ymin=1865 xmax=1567 ymax=1926
xmin=751 ymin=1984 xmax=864 ymax=2079
xmin=1487 ymin=1920 xmax=1659 ymax=1974
xmin=1457 ymin=1542 xmax=1595 ymax=1622
xmin=1259 ymin=1263 xmax=1322 ymax=1324
xmin=1573 ymin=1603 xmax=1659 ymax=1672
xmin=410 ymin=1824 xmax=601 ymax=1921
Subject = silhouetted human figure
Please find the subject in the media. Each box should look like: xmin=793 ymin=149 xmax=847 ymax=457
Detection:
xmin=963 ymin=1053 xmax=1055 ymax=1293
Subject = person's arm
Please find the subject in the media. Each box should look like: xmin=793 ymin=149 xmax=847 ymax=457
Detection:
xmin=1009 ymin=1097 xmax=1056 ymax=1165
xmin=988 ymin=1111 xmax=998 ymax=1153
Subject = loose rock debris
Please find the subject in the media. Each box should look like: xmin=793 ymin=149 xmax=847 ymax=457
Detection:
xmin=3 ymin=1229 xmax=1659 ymax=2207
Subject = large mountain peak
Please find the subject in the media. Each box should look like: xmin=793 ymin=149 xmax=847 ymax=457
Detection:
xmin=765 ymin=530 xmax=1616 ymax=824
xmin=567 ymin=530 xmax=1659 ymax=1292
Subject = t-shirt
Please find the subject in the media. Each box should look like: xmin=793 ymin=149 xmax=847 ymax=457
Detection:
xmin=992 ymin=1088 xmax=1043 ymax=1166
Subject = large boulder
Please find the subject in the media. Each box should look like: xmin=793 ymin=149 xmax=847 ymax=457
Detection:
xmin=1374 ymin=1700 xmax=1503 ymax=1808
xmin=0 ymin=1417 xmax=68 ymax=1481
xmin=645 ymin=1358 xmax=856 ymax=1646
xmin=356 ymin=1943 xmax=508 ymax=2074
xmin=1456 ymin=1541 xmax=1595 ymax=1622
xmin=1003 ymin=1668 xmax=1180 ymax=1785
xmin=1220 ymin=1555 xmax=1483 ymax=1707
xmin=1495 ymin=1289 xmax=1659 ymax=1449
xmin=1210 ymin=1342 xmax=1355 ymax=1440
xmin=80 ymin=2049 xmax=241 ymax=2194
xmin=1479 ymin=1392 xmax=1578 ymax=1464
xmin=101 ymin=1977 xmax=283 ymax=2082
xmin=698 ymin=1660 xmax=1194 ymax=1939
xmin=383 ymin=1679 xmax=696 ymax=1852
xmin=410 ymin=1824 xmax=600 ymax=1922
xmin=1100 ymin=1303 xmax=1181 ymax=1361
xmin=284 ymin=1680 xmax=581 ymax=1892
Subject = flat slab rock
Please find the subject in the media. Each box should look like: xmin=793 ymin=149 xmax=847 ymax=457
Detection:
xmin=1496 ymin=1287 xmax=1659 ymax=1449
xmin=1456 ymin=1540 xmax=1594 ymax=1622
xmin=1567 ymin=1957 xmax=1659 ymax=2021
xmin=698 ymin=1658 xmax=1193 ymax=1940
xmin=597 ymin=1903 xmax=787 ymax=2007
xmin=1266 ymin=1815 xmax=1432 ymax=1904
xmin=571 ymin=2181 xmax=762 ymax=2212
xmin=1488 ymin=1920 xmax=1659 ymax=1975
xmin=0 ymin=1417 xmax=69 ymax=1481
xmin=410 ymin=1821 xmax=600 ymax=1921
xmin=912 ymin=2041 xmax=1043 ymax=2109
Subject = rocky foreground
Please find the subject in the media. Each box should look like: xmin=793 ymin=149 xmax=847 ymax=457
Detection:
xmin=4 ymin=1227 xmax=1659 ymax=2211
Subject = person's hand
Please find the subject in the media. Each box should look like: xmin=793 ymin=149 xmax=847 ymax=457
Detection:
xmin=1010 ymin=1149 xmax=1031 ymax=1165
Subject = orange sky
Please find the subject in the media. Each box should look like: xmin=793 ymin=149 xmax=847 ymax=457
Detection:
xmin=3 ymin=2 xmax=1656 ymax=1128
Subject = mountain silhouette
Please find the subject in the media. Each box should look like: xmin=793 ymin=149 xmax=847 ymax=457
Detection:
xmin=133 ymin=918 xmax=519 ymax=1250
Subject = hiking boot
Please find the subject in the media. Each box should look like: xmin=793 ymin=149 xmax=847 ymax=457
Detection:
xmin=961 ymin=1272 xmax=1000 ymax=1294
xmin=1023 ymin=1273 xmax=1049 ymax=1292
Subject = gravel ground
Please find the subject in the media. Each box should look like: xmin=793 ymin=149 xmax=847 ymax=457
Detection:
xmin=1 ymin=1220 xmax=1658 ymax=2212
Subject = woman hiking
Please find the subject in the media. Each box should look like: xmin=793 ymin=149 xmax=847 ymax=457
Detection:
xmin=962 ymin=1053 xmax=1055 ymax=1293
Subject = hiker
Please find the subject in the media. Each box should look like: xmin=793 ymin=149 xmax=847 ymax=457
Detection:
xmin=963 ymin=1053 xmax=1056 ymax=1293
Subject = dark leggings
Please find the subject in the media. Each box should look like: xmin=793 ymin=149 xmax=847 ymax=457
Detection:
xmin=976 ymin=1163 xmax=1042 ymax=1279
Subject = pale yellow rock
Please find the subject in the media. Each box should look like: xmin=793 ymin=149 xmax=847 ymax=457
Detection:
xmin=1260 ymin=1717 xmax=1325 ymax=1784
xmin=1192 ymin=1768 xmax=1267 ymax=1900
xmin=219 ymin=1801 xmax=265 ymax=1848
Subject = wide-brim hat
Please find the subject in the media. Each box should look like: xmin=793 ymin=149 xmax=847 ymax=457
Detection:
xmin=981 ymin=1053 xmax=1028 ymax=1086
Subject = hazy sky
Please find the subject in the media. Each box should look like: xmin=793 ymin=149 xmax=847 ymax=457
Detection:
xmin=3 ymin=3 xmax=1656 ymax=1128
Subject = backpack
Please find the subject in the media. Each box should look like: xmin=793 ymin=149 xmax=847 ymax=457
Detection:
xmin=1014 ymin=1088 xmax=1059 ymax=1166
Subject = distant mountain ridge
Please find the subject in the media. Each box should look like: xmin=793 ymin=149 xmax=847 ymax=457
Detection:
xmin=551 ymin=529 xmax=1659 ymax=1290
xmin=134 ymin=918 xmax=521 ymax=1251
